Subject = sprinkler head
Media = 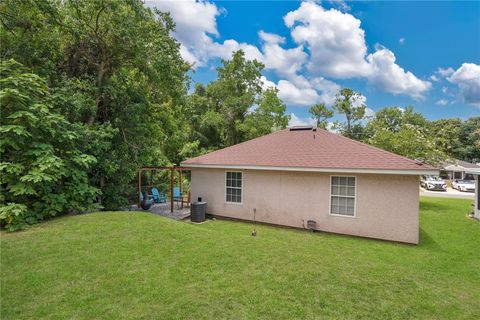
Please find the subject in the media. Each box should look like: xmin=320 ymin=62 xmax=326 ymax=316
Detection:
xmin=252 ymin=229 xmax=257 ymax=236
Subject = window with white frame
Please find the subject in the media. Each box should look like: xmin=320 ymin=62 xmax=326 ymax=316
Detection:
xmin=226 ymin=171 xmax=242 ymax=203
xmin=330 ymin=176 xmax=356 ymax=216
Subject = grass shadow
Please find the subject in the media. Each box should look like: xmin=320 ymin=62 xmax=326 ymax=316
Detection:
xmin=419 ymin=200 xmax=449 ymax=213
xmin=418 ymin=227 xmax=442 ymax=251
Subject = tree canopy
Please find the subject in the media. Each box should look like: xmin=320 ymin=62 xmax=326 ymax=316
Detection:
xmin=0 ymin=60 xmax=99 ymax=230
xmin=1 ymin=0 xmax=190 ymax=212
xmin=364 ymin=107 xmax=445 ymax=165
xmin=309 ymin=103 xmax=333 ymax=129
xmin=185 ymin=50 xmax=289 ymax=151
xmin=333 ymin=88 xmax=366 ymax=140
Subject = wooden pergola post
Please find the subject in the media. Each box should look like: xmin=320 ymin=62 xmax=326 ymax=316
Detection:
xmin=136 ymin=166 xmax=190 ymax=212
xmin=179 ymin=169 xmax=183 ymax=193
xmin=179 ymin=169 xmax=183 ymax=209
xmin=137 ymin=169 xmax=142 ymax=208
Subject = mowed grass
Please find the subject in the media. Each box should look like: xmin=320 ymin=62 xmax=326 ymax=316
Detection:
xmin=1 ymin=197 xmax=479 ymax=319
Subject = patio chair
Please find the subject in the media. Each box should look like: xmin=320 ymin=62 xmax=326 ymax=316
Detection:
xmin=139 ymin=192 xmax=154 ymax=210
xmin=173 ymin=187 xmax=183 ymax=209
xmin=173 ymin=187 xmax=182 ymax=201
xmin=151 ymin=187 xmax=167 ymax=203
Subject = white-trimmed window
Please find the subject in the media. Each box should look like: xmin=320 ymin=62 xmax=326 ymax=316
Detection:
xmin=330 ymin=176 xmax=356 ymax=216
xmin=226 ymin=171 xmax=242 ymax=204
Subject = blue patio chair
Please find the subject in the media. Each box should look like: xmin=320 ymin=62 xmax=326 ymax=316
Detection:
xmin=172 ymin=187 xmax=184 ymax=209
xmin=173 ymin=187 xmax=182 ymax=201
xmin=151 ymin=187 xmax=167 ymax=203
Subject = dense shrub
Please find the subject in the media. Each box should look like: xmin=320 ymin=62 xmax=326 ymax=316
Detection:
xmin=0 ymin=60 xmax=99 ymax=231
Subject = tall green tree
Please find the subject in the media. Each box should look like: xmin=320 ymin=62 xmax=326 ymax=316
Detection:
xmin=239 ymin=88 xmax=290 ymax=140
xmin=1 ymin=0 xmax=190 ymax=209
xmin=0 ymin=60 xmax=99 ymax=230
xmin=364 ymin=106 xmax=428 ymax=134
xmin=184 ymin=83 xmax=225 ymax=152
xmin=454 ymin=117 xmax=480 ymax=162
xmin=186 ymin=50 xmax=288 ymax=151
xmin=206 ymin=50 xmax=264 ymax=146
xmin=309 ymin=103 xmax=333 ymax=129
xmin=428 ymin=118 xmax=462 ymax=160
xmin=333 ymin=88 xmax=366 ymax=139
xmin=365 ymin=107 xmax=445 ymax=165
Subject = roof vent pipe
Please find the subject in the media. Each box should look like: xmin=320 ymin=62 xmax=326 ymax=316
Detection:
xmin=415 ymin=158 xmax=425 ymax=166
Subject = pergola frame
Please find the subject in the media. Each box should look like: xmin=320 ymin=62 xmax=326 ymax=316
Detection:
xmin=137 ymin=166 xmax=190 ymax=212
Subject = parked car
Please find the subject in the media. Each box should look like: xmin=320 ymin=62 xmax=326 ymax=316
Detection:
xmin=451 ymin=179 xmax=475 ymax=192
xmin=420 ymin=175 xmax=447 ymax=191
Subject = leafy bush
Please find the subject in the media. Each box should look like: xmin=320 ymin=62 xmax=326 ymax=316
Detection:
xmin=0 ymin=60 xmax=99 ymax=231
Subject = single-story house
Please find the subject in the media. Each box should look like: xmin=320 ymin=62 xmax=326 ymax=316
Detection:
xmin=441 ymin=159 xmax=480 ymax=181
xmin=181 ymin=126 xmax=437 ymax=244
xmin=465 ymin=168 xmax=480 ymax=219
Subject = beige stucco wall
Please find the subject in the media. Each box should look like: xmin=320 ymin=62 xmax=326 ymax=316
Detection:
xmin=190 ymin=168 xmax=420 ymax=244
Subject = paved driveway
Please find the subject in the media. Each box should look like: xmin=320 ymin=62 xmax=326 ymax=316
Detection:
xmin=420 ymin=187 xmax=474 ymax=199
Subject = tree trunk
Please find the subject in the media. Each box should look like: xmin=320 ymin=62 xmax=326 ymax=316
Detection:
xmin=98 ymin=176 xmax=105 ymax=205
xmin=346 ymin=115 xmax=352 ymax=137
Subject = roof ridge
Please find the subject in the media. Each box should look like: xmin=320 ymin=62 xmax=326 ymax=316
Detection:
xmin=317 ymin=127 xmax=432 ymax=168
xmin=184 ymin=128 xmax=288 ymax=162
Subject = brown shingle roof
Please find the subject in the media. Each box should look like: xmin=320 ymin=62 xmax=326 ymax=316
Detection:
xmin=182 ymin=127 xmax=436 ymax=173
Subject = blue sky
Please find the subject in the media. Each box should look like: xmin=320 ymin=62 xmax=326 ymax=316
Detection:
xmin=147 ymin=1 xmax=480 ymax=125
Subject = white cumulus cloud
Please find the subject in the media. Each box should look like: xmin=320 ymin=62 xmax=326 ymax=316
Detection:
xmin=288 ymin=113 xmax=316 ymax=127
xmin=258 ymin=30 xmax=285 ymax=44
xmin=276 ymin=75 xmax=341 ymax=107
xmin=366 ymin=47 xmax=431 ymax=100
xmin=309 ymin=77 xmax=341 ymax=106
xmin=146 ymin=0 xmax=220 ymax=66
xmin=259 ymin=31 xmax=308 ymax=78
xmin=283 ymin=1 xmax=430 ymax=99
xmin=284 ymin=1 xmax=371 ymax=78
xmin=206 ymin=39 xmax=263 ymax=62
xmin=147 ymin=0 xmax=262 ymax=67
xmin=277 ymin=80 xmax=321 ymax=106
xmin=447 ymin=63 xmax=480 ymax=106
xmin=148 ymin=1 xmax=433 ymax=105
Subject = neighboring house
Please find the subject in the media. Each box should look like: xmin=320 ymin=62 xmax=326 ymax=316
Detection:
xmin=441 ymin=160 xmax=480 ymax=181
xmin=465 ymin=168 xmax=480 ymax=220
xmin=182 ymin=126 xmax=437 ymax=244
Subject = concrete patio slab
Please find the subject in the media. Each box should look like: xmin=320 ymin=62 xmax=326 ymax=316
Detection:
xmin=130 ymin=203 xmax=190 ymax=220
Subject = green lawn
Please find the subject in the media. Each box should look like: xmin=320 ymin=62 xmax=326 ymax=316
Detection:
xmin=1 ymin=197 xmax=479 ymax=319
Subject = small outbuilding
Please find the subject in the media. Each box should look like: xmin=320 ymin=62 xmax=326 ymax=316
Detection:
xmin=182 ymin=126 xmax=437 ymax=244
